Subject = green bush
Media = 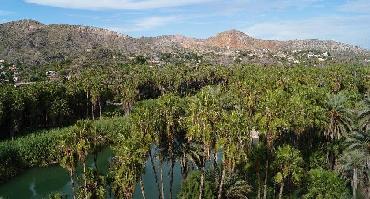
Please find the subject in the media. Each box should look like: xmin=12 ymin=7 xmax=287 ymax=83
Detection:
xmin=304 ymin=168 xmax=350 ymax=199
xmin=0 ymin=116 xmax=126 ymax=183
xmin=0 ymin=127 xmax=71 ymax=183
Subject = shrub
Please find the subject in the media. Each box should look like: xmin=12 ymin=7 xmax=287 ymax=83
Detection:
xmin=304 ymin=168 xmax=350 ymax=199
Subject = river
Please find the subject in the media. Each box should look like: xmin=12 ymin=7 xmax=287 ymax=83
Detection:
xmin=0 ymin=148 xmax=183 ymax=199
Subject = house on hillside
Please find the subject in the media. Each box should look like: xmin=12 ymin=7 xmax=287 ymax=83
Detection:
xmin=9 ymin=65 xmax=17 ymax=72
xmin=46 ymin=71 xmax=59 ymax=81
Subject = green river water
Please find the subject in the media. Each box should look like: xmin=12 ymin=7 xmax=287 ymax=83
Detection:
xmin=0 ymin=148 xmax=183 ymax=199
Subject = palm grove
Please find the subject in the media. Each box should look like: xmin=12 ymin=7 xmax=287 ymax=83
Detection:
xmin=0 ymin=63 xmax=369 ymax=198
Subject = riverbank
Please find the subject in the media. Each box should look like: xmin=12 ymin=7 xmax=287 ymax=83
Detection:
xmin=0 ymin=116 xmax=126 ymax=184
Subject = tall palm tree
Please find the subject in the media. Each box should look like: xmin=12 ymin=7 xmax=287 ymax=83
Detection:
xmin=158 ymin=94 xmax=181 ymax=199
xmin=324 ymin=93 xmax=353 ymax=169
xmin=186 ymin=90 xmax=215 ymax=199
xmin=345 ymin=128 xmax=370 ymax=198
xmin=359 ymin=98 xmax=370 ymax=130
xmin=339 ymin=149 xmax=367 ymax=199
xmin=254 ymin=88 xmax=291 ymax=199
xmin=91 ymin=126 xmax=108 ymax=172
xmin=223 ymin=173 xmax=251 ymax=199
xmin=187 ymin=86 xmax=222 ymax=199
xmin=273 ymin=145 xmax=303 ymax=199
xmin=216 ymin=110 xmax=250 ymax=199
xmin=59 ymin=136 xmax=78 ymax=199
xmin=110 ymin=129 xmax=150 ymax=199
xmin=74 ymin=121 xmax=92 ymax=198
xmin=324 ymin=93 xmax=353 ymax=140
xmin=131 ymin=101 xmax=163 ymax=199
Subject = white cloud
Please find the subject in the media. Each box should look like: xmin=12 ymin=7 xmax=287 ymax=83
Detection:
xmin=25 ymin=0 xmax=212 ymax=10
xmin=262 ymin=0 xmax=323 ymax=10
xmin=244 ymin=15 xmax=370 ymax=48
xmin=135 ymin=16 xmax=177 ymax=30
xmin=24 ymin=0 xmax=324 ymax=12
xmin=109 ymin=15 xmax=179 ymax=32
xmin=213 ymin=0 xmax=323 ymax=14
xmin=338 ymin=0 xmax=370 ymax=13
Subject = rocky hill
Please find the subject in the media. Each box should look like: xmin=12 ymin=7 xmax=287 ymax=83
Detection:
xmin=205 ymin=29 xmax=281 ymax=50
xmin=0 ymin=19 xmax=368 ymax=67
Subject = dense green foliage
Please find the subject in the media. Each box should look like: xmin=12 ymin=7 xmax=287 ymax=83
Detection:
xmin=0 ymin=64 xmax=227 ymax=139
xmin=0 ymin=127 xmax=69 ymax=183
xmin=0 ymin=82 xmax=87 ymax=138
xmin=273 ymin=145 xmax=303 ymax=199
xmin=304 ymin=168 xmax=350 ymax=199
xmin=178 ymin=171 xmax=217 ymax=199
xmin=0 ymin=117 xmax=124 ymax=183
xmin=0 ymin=64 xmax=369 ymax=198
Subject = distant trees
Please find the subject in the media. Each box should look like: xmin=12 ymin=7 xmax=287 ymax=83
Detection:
xmin=0 ymin=83 xmax=87 ymax=139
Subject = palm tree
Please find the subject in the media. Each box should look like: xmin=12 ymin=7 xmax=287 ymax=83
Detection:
xmin=186 ymin=92 xmax=214 ymax=199
xmin=273 ymin=145 xmax=303 ymax=199
xmin=185 ymin=86 xmax=225 ymax=199
xmin=110 ymin=130 xmax=149 ymax=199
xmin=359 ymin=98 xmax=370 ymax=130
xmin=324 ymin=93 xmax=353 ymax=169
xmin=74 ymin=121 xmax=92 ymax=198
xmin=131 ymin=101 xmax=162 ymax=199
xmin=91 ymin=126 xmax=109 ymax=172
xmin=216 ymin=110 xmax=250 ymax=199
xmin=249 ymin=142 xmax=267 ymax=199
xmin=223 ymin=173 xmax=251 ymax=199
xmin=78 ymin=67 xmax=110 ymax=120
xmin=324 ymin=93 xmax=353 ymax=140
xmin=347 ymin=128 xmax=370 ymax=158
xmin=59 ymin=136 xmax=78 ymax=199
xmin=120 ymin=83 xmax=138 ymax=115
xmin=177 ymin=139 xmax=198 ymax=181
xmin=339 ymin=149 xmax=366 ymax=199
xmin=345 ymin=128 xmax=370 ymax=198
xmin=158 ymin=94 xmax=182 ymax=199
xmin=257 ymin=92 xmax=287 ymax=199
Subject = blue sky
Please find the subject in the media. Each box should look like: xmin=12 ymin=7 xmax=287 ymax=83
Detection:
xmin=1 ymin=0 xmax=370 ymax=48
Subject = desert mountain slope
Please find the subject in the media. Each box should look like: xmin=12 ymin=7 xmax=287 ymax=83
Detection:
xmin=0 ymin=20 xmax=368 ymax=66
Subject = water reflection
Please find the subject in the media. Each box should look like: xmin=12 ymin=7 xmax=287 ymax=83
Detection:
xmin=0 ymin=148 xmax=184 ymax=199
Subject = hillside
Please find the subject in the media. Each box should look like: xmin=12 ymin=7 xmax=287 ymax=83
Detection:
xmin=0 ymin=19 xmax=369 ymax=67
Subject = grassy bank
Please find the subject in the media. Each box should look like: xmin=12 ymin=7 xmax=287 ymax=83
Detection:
xmin=0 ymin=116 xmax=127 ymax=183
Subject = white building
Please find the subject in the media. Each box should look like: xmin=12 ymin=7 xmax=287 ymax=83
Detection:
xmin=251 ymin=128 xmax=260 ymax=145
xmin=318 ymin=58 xmax=326 ymax=62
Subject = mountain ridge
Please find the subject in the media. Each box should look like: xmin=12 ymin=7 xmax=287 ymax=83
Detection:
xmin=0 ymin=19 xmax=368 ymax=66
